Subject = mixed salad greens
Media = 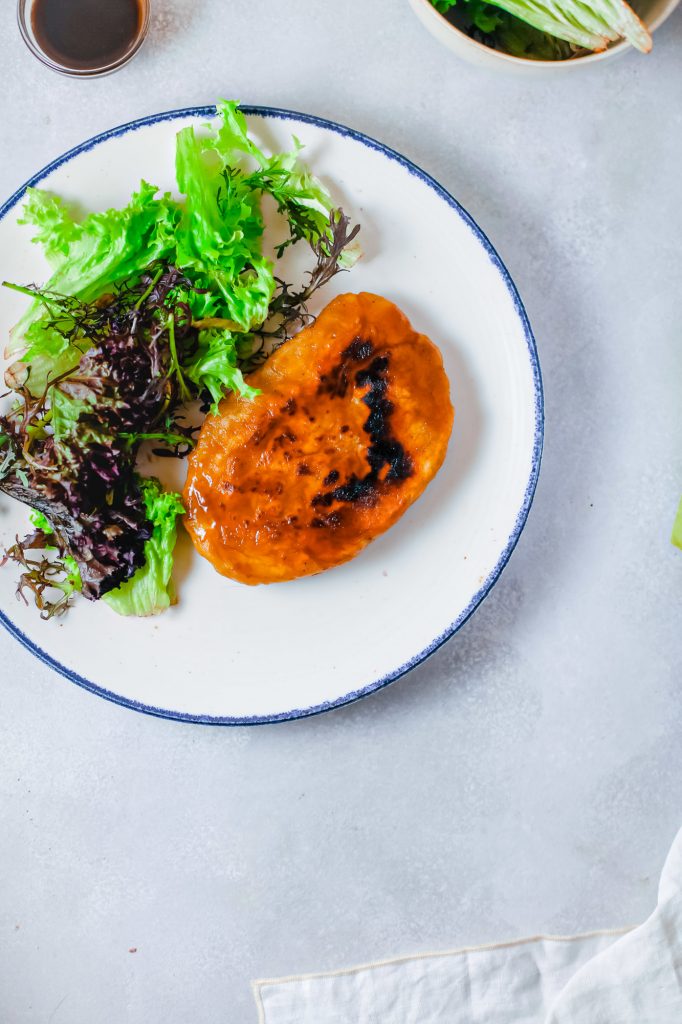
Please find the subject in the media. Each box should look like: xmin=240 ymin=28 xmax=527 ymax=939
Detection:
xmin=431 ymin=0 xmax=651 ymax=59
xmin=0 ymin=101 xmax=360 ymax=618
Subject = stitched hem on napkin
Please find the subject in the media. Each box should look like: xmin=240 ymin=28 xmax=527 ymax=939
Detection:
xmin=251 ymin=926 xmax=632 ymax=1024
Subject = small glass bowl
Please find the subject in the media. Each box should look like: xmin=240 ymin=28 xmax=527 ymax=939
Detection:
xmin=17 ymin=0 xmax=151 ymax=78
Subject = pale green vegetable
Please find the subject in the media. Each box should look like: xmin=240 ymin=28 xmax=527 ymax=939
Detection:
xmin=672 ymin=497 xmax=682 ymax=552
xmin=431 ymin=0 xmax=651 ymax=53
xmin=103 ymin=479 xmax=184 ymax=617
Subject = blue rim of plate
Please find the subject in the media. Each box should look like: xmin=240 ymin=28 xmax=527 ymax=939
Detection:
xmin=0 ymin=104 xmax=544 ymax=726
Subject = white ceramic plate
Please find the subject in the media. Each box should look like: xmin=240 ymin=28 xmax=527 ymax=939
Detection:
xmin=0 ymin=106 xmax=543 ymax=724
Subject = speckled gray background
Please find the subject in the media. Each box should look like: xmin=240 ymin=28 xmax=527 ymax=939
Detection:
xmin=1 ymin=2 xmax=681 ymax=1022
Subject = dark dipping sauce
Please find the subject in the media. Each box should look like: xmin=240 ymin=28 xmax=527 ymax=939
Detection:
xmin=31 ymin=0 xmax=143 ymax=71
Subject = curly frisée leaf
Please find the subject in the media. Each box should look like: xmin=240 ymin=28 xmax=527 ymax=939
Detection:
xmin=7 ymin=182 xmax=181 ymax=372
xmin=174 ymin=116 xmax=274 ymax=332
xmin=18 ymin=189 xmax=82 ymax=263
xmin=103 ymin=478 xmax=184 ymax=617
xmin=184 ymin=328 xmax=259 ymax=415
xmin=211 ymin=98 xmax=335 ymax=252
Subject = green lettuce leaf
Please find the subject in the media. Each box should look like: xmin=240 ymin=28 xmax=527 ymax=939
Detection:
xmin=174 ymin=100 xmax=339 ymax=333
xmin=174 ymin=113 xmax=273 ymax=332
xmin=672 ymin=497 xmax=682 ymax=552
xmin=8 ymin=182 xmax=181 ymax=376
xmin=212 ymin=96 xmax=337 ymax=254
xmin=206 ymin=99 xmax=269 ymax=166
xmin=103 ymin=478 xmax=184 ymax=617
xmin=205 ymin=102 xmax=333 ymax=241
xmin=19 ymin=189 xmax=82 ymax=263
xmin=50 ymin=388 xmax=93 ymax=443
xmin=183 ymin=327 xmax=259 ymax=414
xmin=29 ymin=508 xmax=54 ymax=534
xmin=10 ymin=101 xmax=348 ymax=406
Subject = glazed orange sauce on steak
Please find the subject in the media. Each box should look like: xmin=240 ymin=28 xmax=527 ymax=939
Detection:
xmin=183 ymin=293 xmax=454 ymax=584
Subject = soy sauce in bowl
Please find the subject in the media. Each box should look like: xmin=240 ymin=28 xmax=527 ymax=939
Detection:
xmin=18 ymin=0 xmax=150 ymax=76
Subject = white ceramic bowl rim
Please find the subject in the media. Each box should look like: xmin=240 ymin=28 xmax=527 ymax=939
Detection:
xmin=0 ymin=104 xmax=544 ymax=725
xmin=412 ymin=0 xmax=679 ymax=67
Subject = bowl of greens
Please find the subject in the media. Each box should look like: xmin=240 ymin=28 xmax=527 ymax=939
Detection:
xmin=409 ymin=0 xmax=679 ymax=68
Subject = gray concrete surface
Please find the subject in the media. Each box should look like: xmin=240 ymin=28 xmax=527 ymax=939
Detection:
xmin=0 ymin=2 xmax=681 ymax=1021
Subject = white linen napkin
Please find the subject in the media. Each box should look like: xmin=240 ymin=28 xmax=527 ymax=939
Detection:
xmin=253 ymin=828 xmax=682 ymax=1024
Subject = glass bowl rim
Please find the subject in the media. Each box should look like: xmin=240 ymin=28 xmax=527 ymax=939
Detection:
xmin=16 ymin=0 xmax=151 ymax=78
